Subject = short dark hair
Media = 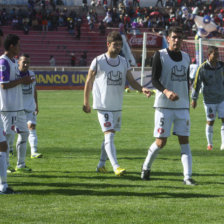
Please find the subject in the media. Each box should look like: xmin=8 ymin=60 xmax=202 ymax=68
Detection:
xmin=168 ymin=26 xmax=183 ymax=36
xmin=4 ymin=34 xmax=20 ymax=51
xmin=207 ymin=46 xmax=218 ymax=56
xmin=107 ymin=31 xmax=122 ymax=43
xmin=20 ymin=53 xmax=30 ymax=58
xmin=0 ymin=29 xmax=3 ymax=37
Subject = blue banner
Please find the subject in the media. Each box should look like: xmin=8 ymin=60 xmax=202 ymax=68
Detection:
xmin=35 ymin=71 xmax=88 ymax=87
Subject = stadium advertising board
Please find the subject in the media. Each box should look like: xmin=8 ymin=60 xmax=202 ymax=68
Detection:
xmin=127 ymin=34 xmax=162 ymax=48
xmin=35 ymin=71 xmax=88 ymax=90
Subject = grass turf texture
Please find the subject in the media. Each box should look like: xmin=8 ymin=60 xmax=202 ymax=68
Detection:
xmin=1 ymin=90 xmax=224 ymax=224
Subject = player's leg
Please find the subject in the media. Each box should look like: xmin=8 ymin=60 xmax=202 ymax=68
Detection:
xmin=141 ymin=109 xmax=172 ymax=180
xmin=217 ymin=101 xmax=224 ymax=150
xmin=204 ymin=103 xmax=216 ymax=150
xmin=96 ymin=138 xmax=108 ymax=173
xmin=97 ymin=111 xmax=125 ymax=176
xmin=15 ymin=111 xmax=30 ymax=172
xmin=1 ymin=112 xmax=17 ymax=172
xmin=174 ymin=109 xmax=195 ymax=185
xmin=8 ymin=132 xmax=15 ymax=157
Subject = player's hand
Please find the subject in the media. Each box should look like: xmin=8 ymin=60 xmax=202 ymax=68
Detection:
xmin=191 ymin=100 xmax=197 ymax=109
xmin=21 ymin=76 xmax=34 ymax=85
xmin=163 ymin=89 xmax=179 ymax=101
xmin=35 ymin=107 xmax=39 ymax=115
xmin=142 ymin=88 xmax=152 ymax=98
xmin=83 ymin=104 xmax=91 ymax=113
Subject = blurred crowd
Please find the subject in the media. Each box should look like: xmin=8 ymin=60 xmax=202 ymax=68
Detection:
xmin=0 ymin=0 xmax=223 ymax=37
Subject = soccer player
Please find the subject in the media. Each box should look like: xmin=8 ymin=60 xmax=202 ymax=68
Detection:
xmin=0 ymin=29 xmax=15 ymax=194
xmin=18 ymin=54 xmax=42 ymax=158
xmin=0 ymin=34 xmax=33 ymax=173
xmin=191 ymin=46 xmax=224 ymax=151
xmin=83 ymin=31 xmax=151 ymax=176
xmin=141 ymin=27 xmax=196 ymax=185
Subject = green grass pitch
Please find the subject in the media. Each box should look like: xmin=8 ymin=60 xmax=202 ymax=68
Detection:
xmin=1 ymin=90 xmax=224 ymax=224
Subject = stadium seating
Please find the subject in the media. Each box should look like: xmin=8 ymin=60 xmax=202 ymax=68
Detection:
xmin=1 ymin=20 xmax=108 ymax=66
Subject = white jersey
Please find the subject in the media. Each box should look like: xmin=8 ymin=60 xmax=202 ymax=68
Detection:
xmin=154 ymin=49 xmax=190 ymax=109
xmin=21 ymin=70 xmax=36 ymax=112
xmin=91 ymin=53 xmax=130 ymax=111
xmin=189 ymin=63 xmax=198 ymax=79
xmin=0 ymin=55 xmax=23 ymax=112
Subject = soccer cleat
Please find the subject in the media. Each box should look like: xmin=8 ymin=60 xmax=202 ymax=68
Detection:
xmin=0 ymin=187 xmax=15 ymax=195
xmin=31 ymin=153 xmax=43 ymax=159
xmin=9 ymin=150 xmax=14 ymax=158
xmin=207 ymin=145 xmax=213 ymax=151
xmin=7 ymin=166 xmax=15 ymax=174
xmin=96 ymin=166 xmax=107 ymax=173
xmin=141 ymin=168 xmax=151 ymax=180
xmin=183 ymin=178 xmax=197 ymax=186
xmin=220 ymin=144 xmax=224 ymax=151
xmin=15 ymin=166 xmax=32 ymax=173
xmin=114 ymin=167 xmax=126 ymax=176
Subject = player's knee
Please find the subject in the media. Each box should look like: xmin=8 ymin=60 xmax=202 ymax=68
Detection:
xmin=156 ymin=138 xmax=167 ymax=148
xmin=207 ymin=120 xmax=214 ymax=126
xmin=28 ymin=123 xmax=36 ymax=130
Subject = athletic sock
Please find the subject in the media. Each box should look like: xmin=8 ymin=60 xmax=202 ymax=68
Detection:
xmin=28 ymin=129 xmax=38 ymax=155
xmin=16 ymin=132 xmax=29 ymax=168
xmin=142 ymin=142 xmax=161 ymax=170
xmin=97 ymin=139 xmax=108 ymax=168
xmin=181 ymin=144 xmax=192 ymax=181
xmin=104 ymin=132 xmax=119 ymax=171
xmin=206 ymin=124 xmax=213 ymax=146
xmin=0 ymin=152 xmax=8 ymax=192
xmin=221 ymin=123 xmax=224 ymax=146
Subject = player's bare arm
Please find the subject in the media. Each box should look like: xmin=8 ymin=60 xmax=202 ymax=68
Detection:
xmin=83 ymin=68 xmax=96 ymax=113
xmin=1 ymin=76 xmax=34 ymax=89
xmin=126 ymin=70 xmax=151 ymax=98
xmin=163 ymin=89 xmax=179 ymax=101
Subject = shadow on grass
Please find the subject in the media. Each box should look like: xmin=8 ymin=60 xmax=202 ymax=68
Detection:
xmin=15 ymin=187 xmax=224 ymax=198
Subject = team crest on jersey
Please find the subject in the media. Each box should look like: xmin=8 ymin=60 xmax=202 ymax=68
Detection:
xmin=157 ymin=128 xmax=165 ymax=134
xmin=107 ymin=71 xmax=122 ymax=85
xmin=104 ymin=122 xmax=111 ymax=127
xmin=171 ymin=65 xmax=187 ymax=82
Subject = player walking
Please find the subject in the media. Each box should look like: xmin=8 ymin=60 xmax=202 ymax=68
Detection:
xmin=83 ymin=31 xmax=151 ymax=176
xmin=18 ymin=54 xmax=42 ymax=158
xmin=192 ymin=46 xmax=224 ymax=151
xmin=141 ymin=27 xmax=196 ymax=185
xmin=0 ymin=34 xmax=33 ymax=173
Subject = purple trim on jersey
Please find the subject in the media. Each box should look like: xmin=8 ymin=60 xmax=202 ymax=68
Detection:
xmin=20 ymin=71 xmax=29 ymax=77
xmin=0 ymin=58 xmax=10 ymax=83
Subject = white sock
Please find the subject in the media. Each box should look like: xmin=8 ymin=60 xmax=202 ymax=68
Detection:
xmin=221 ymin=123 xmax=224 ymax=145
xmin=181 ymin=144 xmax=192 ymax=181
xmin=16 ymin=132 xmax=29 ymax=168
xmin=104 ymin=132 xmax=119 ymax=171
xmin=28 ymin=129 xmax=38 ymax=155
xmin=143 ymin=142 xmax=161 ymax=170
xmin=206 ymin=124 xmax=213 ymax=146
xmin=0 ymin=152 xmax=8 ymax=192
xmin=6 ymin=134 xmax=15 ymax=167
xmin=97 ymin=139 xmax=108 ymax=168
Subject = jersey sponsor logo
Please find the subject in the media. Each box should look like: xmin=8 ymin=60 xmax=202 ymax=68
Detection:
xmin=104 ymin=121 xmax=111 ymax=127
xmin=171 ymin=65 xmax=187 ymax=82
xmin=157 ymin=128 xmax=165 ymax=134
xmin=0 ymin=64 xmax=6 ymax=72
xmin=107 ymin=71 xmax=122 ymax=85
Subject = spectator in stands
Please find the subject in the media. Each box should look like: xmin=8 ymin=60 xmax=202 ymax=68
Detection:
xmin=70 ymin=53 xmax=76 ymax=66
xmin=82 ymin=0 xmax=88 ymax=12
xmin=23 ymin=17 xmax=30 ymax=35
xmin=103 ymin=10 xmax=112 ymax=27
xmin=75 ymin=15 xmax=82 ymax=39
xmin=103 ymin=0 xmax=108 ymax=11
xmin=42 ymin=14 xmax=48 ymax=32
xmin=49 ymin=55 xmax=56 ymax=66
xmin=156 ymin=0 xmax=163 ymax=7
xmin=98 ymin=21 xmax=106 ymax=35
xmin=133 ymin=0 xmax=140 ymax=7
xmin=67 ymin=18 xmax=75 ymax=35
xmin=91 ymin=0 xmax=96 ymax=7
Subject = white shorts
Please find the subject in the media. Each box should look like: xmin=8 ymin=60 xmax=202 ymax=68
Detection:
xmin=97 ymin=111 xmax=122 ymax=132
xmin=0 ymin=117 xmax=6 ymax=142
xmin=203 ymin=101 xmax=224 ymax=121
xmin=1 ymin=111 xmax=28 ymax=134
xmin=154 ymin=108 xmax=190 ymax=138
xmin=25 ymin=111 xmax=37 ymax=125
